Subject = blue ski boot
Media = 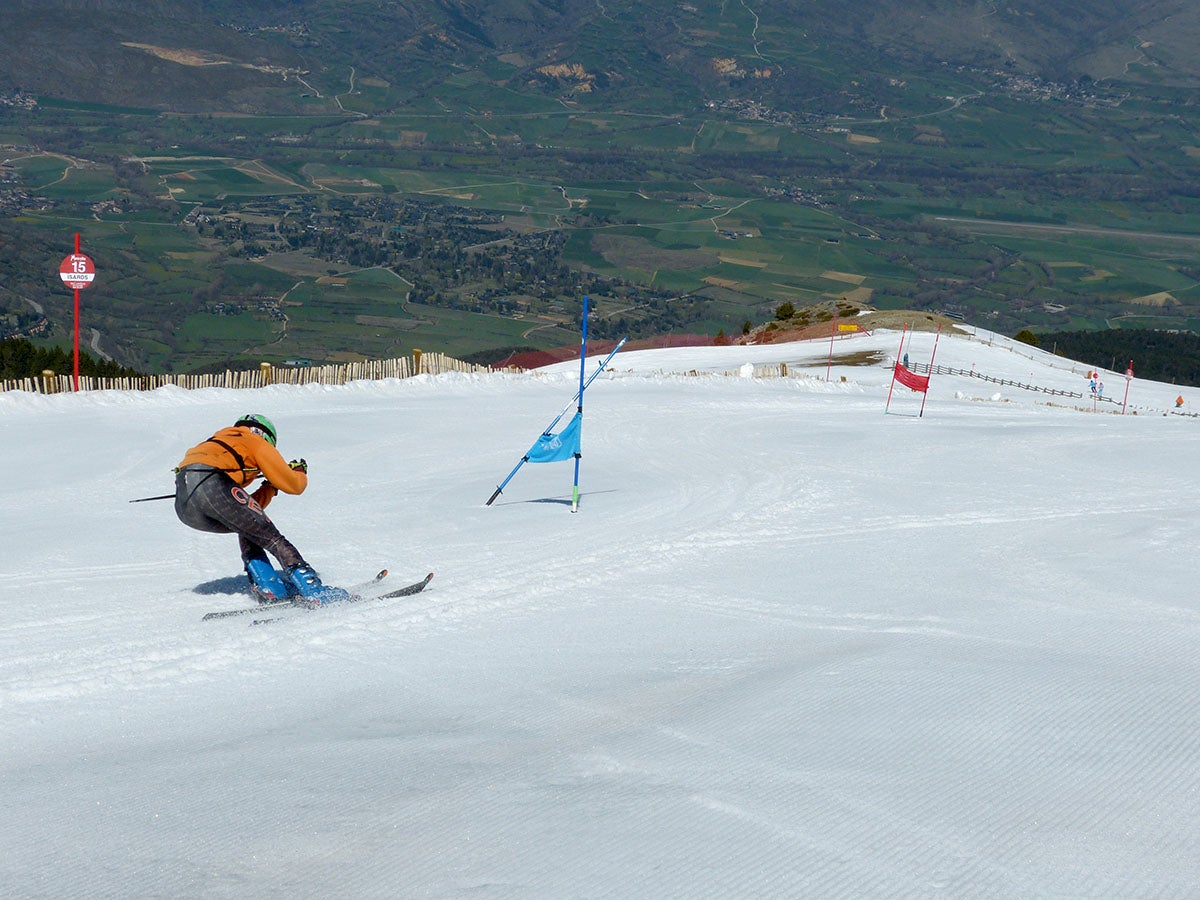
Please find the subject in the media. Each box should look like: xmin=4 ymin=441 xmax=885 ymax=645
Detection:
xmin=284 ymin=564 xmax=352 ymax=606
xmin=244 ymin=553 xmax=290 ymax=603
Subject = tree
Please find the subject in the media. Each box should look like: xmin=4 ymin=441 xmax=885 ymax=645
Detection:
xmin=0 ymin=338 xmax=144 ymax=379
xmin=1014 ymin=329 xmax=1040 ymax=347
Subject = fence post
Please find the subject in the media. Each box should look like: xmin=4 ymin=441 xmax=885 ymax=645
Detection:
xmin=260 ymin=362 xmax=273 ymax=386
xmin=41 ymin=369 xmax=56 ymax=394
xmin=413 ymin=348 xmax=423 ymax=375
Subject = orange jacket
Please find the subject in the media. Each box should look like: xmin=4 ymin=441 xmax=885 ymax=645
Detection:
xmin=176 ymin=426 xmax=307 ymax=508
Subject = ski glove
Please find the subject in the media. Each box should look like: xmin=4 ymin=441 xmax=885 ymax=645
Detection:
xmin=288 ymin=458 xmax=308 ymax=473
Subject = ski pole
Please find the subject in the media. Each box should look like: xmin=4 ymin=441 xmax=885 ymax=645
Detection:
xmin=129 ymin=493 xmax=175 ymax=503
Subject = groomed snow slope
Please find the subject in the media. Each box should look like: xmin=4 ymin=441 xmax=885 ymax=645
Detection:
xmin=2 ymin=328 xmax=1198 ymax=898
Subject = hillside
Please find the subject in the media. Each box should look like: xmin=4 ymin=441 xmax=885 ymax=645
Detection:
xmin=0 ymin=0 xmax=312 ymax=113
xmin=3 ymin=0 xmax=1198 ymax=112
xmin=3 ymin=331 xmax=1200 ymax=895
xmin=4 ymin=1 xmax=1200 ymax=374
xmin=1035 ymin=328 xmax=1200 ymax=387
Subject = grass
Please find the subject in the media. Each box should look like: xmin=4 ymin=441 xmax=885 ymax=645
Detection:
xmin=6 ymin=58 xmax=1200 ymax=372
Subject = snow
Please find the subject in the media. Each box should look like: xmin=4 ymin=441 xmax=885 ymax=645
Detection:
xmin=2 ymin=327 xmax=1198 ymax=898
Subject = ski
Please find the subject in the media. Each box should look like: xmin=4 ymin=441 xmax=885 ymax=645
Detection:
xmin=201 ymin=568 xmax=393 ymax=621
xmin=373 ymin=572 xmax=434 ymax=599
xmin=203 ymin=598 xmax=293 ymax=620
xmin=249 ymin=574 xmax=435 ymax=625
xmin=352 ymin=568 xmax=390 ymax=591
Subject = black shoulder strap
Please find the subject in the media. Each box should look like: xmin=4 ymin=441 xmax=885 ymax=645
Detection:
xmin=204 ymin=436 xmax=247 ymax=473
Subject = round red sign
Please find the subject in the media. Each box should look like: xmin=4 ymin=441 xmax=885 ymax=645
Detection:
xmin=59 ymin=253 xmax=96 ymax=290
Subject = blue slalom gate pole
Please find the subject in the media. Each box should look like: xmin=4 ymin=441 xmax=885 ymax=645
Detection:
xmin=571 ymin=296 xmax=590 ymax=512
xmin=485 ymin=332 xmax=626 ymax=506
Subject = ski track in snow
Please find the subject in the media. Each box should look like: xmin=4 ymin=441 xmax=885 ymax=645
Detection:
xmin=3 ymin=330 xmax=1200 ymax=897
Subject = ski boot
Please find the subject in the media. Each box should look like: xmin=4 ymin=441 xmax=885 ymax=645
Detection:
xmin=244 ymin=552 xmax=290 ymax=603
xmin=284 ymin=564 xmax=352 ymax=606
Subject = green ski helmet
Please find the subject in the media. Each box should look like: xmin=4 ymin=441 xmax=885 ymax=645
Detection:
xmin=234 ymin=413 xmax=277 ymax=446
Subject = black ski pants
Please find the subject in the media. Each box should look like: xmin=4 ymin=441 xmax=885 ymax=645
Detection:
xmin=174 ymin=465 xmax=304 ymax=569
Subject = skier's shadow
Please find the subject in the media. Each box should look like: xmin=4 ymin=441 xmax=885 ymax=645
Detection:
xmin=192 ymin=575 xmax=249 ymax=595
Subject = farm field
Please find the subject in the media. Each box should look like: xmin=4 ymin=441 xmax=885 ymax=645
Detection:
xmin=3 ymin=28 xmax=1200 ymax=373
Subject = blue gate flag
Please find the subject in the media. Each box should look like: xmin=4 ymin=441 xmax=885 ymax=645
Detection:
xmin=526 ymin=412 xmax=582 ymax=463
xmin=485 ymin=334 xmax=625 ymax=507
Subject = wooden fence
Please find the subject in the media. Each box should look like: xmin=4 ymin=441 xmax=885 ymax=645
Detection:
xmin=916 ymin=363 xmax=1084 ymax=398
xmin=0 ymin=350 xmax=495 ymax=395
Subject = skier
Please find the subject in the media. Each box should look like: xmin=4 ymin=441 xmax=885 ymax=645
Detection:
xmin=174 ymin=413 xmax=350 ymax=604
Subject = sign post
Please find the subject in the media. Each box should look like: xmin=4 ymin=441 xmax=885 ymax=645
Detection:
xmin=58 ymin=233 xmax=95 ymax=392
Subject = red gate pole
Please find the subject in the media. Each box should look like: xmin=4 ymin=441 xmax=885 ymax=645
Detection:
xmin=826 ymin=311 xmax=837 ymax=382
xmin=918 ymin=323 xmax=943 ymax=418
xmin=885 ymin=324 xmax=908 ymax=414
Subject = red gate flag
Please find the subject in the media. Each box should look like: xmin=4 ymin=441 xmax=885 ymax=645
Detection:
xmin=893 ymin=361 xmax=929 ymax=393
xmin=886 ymin=322 xmax=941 ymax=417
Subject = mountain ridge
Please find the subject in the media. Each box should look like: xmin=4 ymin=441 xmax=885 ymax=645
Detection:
xmin=3 ymin=0 xmax=1198 ymax=113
